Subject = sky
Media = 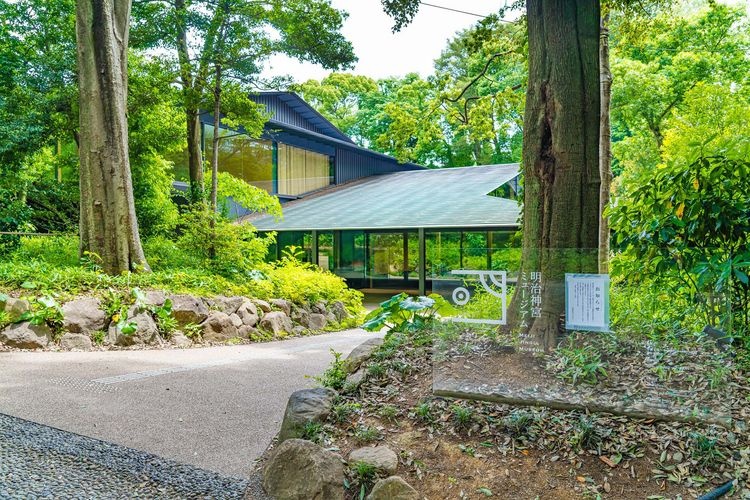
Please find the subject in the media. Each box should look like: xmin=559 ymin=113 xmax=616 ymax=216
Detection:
xmin=261 ymin=0 xmax=511 ymax=83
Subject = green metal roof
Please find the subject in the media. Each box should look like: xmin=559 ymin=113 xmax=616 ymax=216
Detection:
xmin=247 ymin=164 xmax=521 ymax=231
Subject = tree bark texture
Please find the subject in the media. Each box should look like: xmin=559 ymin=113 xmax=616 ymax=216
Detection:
xmin=76 ymin=0 xmax=150 ymax=274
xmin=512 ymin=0 xmax=601 ymax=352
xmin=599 ymin=13 xmax=612 ymax=274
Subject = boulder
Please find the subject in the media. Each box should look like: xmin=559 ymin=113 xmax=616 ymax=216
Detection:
xmin=291 ymin=305 xmax=311 ymax=327
xmin=366 ymin=476 xmax=418 ymax=500
xmin=292 ymin=326 xmax=307 ymax=336
xmin=307 ymin=313 xmax=327 ymax=331
xmin=59 ymin=332 xmax=92 ymax=350
xmin=311 ymin=300 xmax=327 ymax=314
xmin=3 ymin=298 xmax=30 ymax=322
xmin=278 ymin=387 xmax=337 ymax=442
xmin=344 ymin=369 xmax=366 ymax=390
xmin=253 ymin=299 xmax=272 ymax=313
xmin=169 ymin=294 xmax=209 ymax=326
xmin=330 ymin=301 xmax=349 ymax=322
xmin=236 ymin=301 xmax=259 ymax=327
xmin=270 ymin=298 xmax=291 ymax=315
xmin=144 ymin=290 xmax=167 ymax=307
xmin=237 ymin=325 xmax=258 ymax=339
xmin=345 ymin=338 xmax=384 ymax=373
xmin=171 ymin=331 xmax=192 ymax=347
xmin=0 ymin=322 xmax=52 ymax=349
xmin=349 ymin=446 xmax=398 ymax=475
xmin=229 ymin=313 xmax=244 ymax=329
xmin=212 ymin=295 xmax=245 ymax=315
xmin=107 ymin=309 xmax=159 ymax=346
xmin=259 ymin=311 xmax=293 ymax=337
xmin=201 ymin=311 xmax=238 ymax=342
xmin=62 ymin=298 xmax=107 ymax=334
xmin=263 ymin=439 xmax=344 ymax=500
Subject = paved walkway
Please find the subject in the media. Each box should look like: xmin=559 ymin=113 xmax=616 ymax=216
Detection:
xmin=0 ymin=329 xmax=380 ymax=480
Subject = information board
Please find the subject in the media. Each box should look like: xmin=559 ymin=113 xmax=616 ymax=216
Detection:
xmin=565 ymin=274 xmax=610 ymax=332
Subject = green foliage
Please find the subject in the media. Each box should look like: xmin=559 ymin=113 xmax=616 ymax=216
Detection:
xmin=378 ymin=404 xmax=399 ymax=422
xmin=348 ymin=461 xmax=379 ymax=500
xmin=19 ymin=296 xmax=63 ymax=329
xmin=353 ymin=424 xmax=382 ymax=443
xmin=90 ymin=330 xmax=105 ymax=345
xmin=609 ymin=155 xmax=750 ymax=332
xmin=300 ymin=421 xmax=325 ymax=444
xmin=211 ymin=171 xmax=282 ymax=220
xmin=331 ymin=401 xmax=361 ymax=423
xmin=689 ymin=432 xmax=725 ymax=467
xmin=414 ymin=401 xmax=433 ymax=422
xmin=176 ymin=208 xmax=275 ymax=277
xmin=503 ymin=410 xmax=536 ymax=438
xmin=451 ymin=404 xmax=474 ymax=429
xmin=314 ymin=349 xmax=348 ymax=390
xmin=362 ymin=293 xmax=445 ymax=333
xmin=183 ymin=323 xmax=203 ymax=340
xmin=569 ymin=416 xmax=603 ymax=452
xmin=554 ymin=343 xmax=608 ymax=386
xmin=266 ymin=258 xmax=363 ymax=308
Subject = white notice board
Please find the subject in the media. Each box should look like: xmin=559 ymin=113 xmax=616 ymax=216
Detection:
xmin=565 ymin=274 xmax=610 ymax=332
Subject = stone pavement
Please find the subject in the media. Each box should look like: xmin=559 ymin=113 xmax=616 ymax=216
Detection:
xmin=0 ymin=329 xmax=380 ymax=480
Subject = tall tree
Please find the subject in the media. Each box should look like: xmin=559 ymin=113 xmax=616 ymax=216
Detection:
xmin=382 ymin=0 xmax=601 ymax=351
xmin=515 ymin=0 xmax=601 ymax=351
xmin=132 ymin=0 xmax=356 ymax=203
xmin=76 ymin=0 xmax=149 ymax=273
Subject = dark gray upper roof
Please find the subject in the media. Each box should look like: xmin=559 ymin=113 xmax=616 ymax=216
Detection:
xmin=248 ymin=164 xmax=521 ymax=231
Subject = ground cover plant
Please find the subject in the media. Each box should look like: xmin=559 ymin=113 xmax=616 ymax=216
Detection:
xmin=0 ymin=235 xmax=363 ymax=324
xmin=315 ymin=316 xmax=749 ymax=499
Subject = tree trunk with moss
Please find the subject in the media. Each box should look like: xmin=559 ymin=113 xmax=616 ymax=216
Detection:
xmin=511 ymin=0 xmax=601 ymax=352
xmin=76 ymin=0 xmax=149 ymax=274
xmin=599 ymin=12 xmax=612 ymax=274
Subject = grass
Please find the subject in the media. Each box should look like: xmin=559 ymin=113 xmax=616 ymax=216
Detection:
xmin=354 ymin=424 xmax=382 ymax=443
xmin=451 ymin=404 xmax=474 ymax=429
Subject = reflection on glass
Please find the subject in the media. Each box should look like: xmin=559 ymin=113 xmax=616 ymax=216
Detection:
xmin=277 ymin=143 xmax=332 ymax=196
xmin=204 ymin=125 xmax=274 ymax=193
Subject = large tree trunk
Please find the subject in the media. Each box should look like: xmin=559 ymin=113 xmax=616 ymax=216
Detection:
xmin=599 ymin=13 xmax=612 ymax=274
xmin=186 ymin=110 xmax=204 ymax=202
xmin=76 ymin=0 xmax=150 ymax=274
xmin=511 ymin=0 xmax=601 ymax=352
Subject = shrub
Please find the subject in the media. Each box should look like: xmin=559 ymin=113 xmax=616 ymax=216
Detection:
xmin=314 ymin=349 xmax=348 ymax=390
xmin=176 ymin=208 xmax=275 ymax=277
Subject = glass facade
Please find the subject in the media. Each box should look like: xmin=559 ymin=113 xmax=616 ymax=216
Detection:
xmin=262 ymin=228 xmax=518 ymax=293
xmin=169 ymin=123 xmax=333 ymax=197
xmin=277 ymin=143 xmax=332 ymax=196
xmin=204 ymin=125 xmax=274 ymax=193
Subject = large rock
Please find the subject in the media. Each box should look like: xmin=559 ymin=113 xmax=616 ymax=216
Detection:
xmin=107 ymin=308 xmax=159 ymax=346
xmin=237 ymin=325 xmax=258 ymax=339
xmin=253 ymin=299 xmax=272 ymax=313
xmin=291 ymin=305 xmax=311 ymax=328
xmin=344 ymin=369 xmax=366 ymax=390
xmin=259 ymin=311 xmax=293 ymax=337
xmin=229 ymin=313 xmax=244 ymax=329
xmin=263 ymin=439 xmax=344 ymax=500
xmin=59 ymin=332 xmax=92 ymax=350
xmin=270 ymin=298 xmax=291 ymax=315
xmin=345 ymin=338 xmax=384 ymax=373
xmin=307 ymin=313 xmax=327 ymax=331
xmin=330 ymin=301 xmax=349 ymax=322
xmin=171 ymin=330 xmax=192 ymax=347
xmin=169 ymin=294 xmax=209 ymax=326
xmin=279 ymin=387 xmax=337 ymax=442
xmin=211 ymin=295 xmax=245 ymax=315
xmin=62 ymin=298 xmax=107 ymax=334
xmin=144 ymin=290 xmax=167 ymax=307
xmin=201 ymin=311 xmax=238 ymax=342
xmin=0 ymin=322 xmax=52 ymax=349
xmin=236 ymin=301 xmax=259 ymax=327
xmin=349 ymin=446 xmax=398 ymax=475
xmin=3 ymin=298 xmax=30 ymax=322
xmin=366 ymin=476 xmax=418 ymax=500
xmin=311 ymin=300 xmax=327 ymax=314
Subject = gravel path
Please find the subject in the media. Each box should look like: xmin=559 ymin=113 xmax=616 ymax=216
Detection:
xmin=0 ymin=413 xmax=259 ymax=499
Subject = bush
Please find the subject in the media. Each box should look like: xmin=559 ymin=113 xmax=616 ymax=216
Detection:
xmin=175 ymin=208 xmax=275 ymax=277
xmin=266 ymin=257 xmax=363 ymax=310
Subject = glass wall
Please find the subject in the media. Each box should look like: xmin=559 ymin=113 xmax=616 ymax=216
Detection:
xmin=277 ymin=143 xmax=332 ymax=196
xmin=204 ymin=125 xmax=274 ymax=193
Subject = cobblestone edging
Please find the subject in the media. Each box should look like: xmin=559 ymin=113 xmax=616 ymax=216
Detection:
xmin=0 ymin=413 xmax=250 ymax=499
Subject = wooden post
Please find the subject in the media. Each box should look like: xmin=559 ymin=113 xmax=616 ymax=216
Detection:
xmin=311 ymin=230 xmax=318 ymax=266
xmin=418 ymin=228 xmax=426 ymax=295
